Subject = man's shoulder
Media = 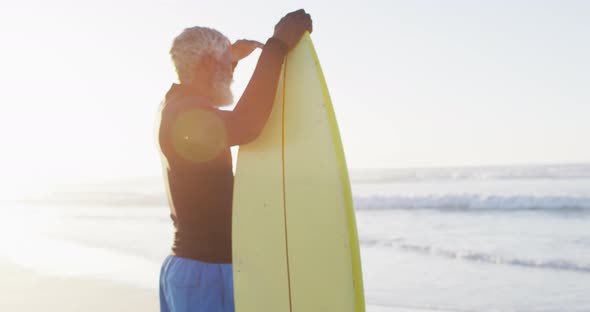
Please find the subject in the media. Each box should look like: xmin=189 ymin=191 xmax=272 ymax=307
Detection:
xmin=163 ymin=95 xmax=216 ymax=115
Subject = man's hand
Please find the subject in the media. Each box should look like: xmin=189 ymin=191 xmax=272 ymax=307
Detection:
xmin=273 ymin=9 xmax=313 ymax=50
xmin=231 ymin=39 xmax=264 ymax=63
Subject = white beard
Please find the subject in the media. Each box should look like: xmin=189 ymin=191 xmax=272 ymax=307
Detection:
xmin=210 ymin=70 xmax=234 ymax=107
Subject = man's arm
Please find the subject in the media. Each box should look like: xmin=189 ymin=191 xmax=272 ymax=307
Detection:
xmin=222 ymin=9 xmax=313 ymax=146
xmin=221 ymin=37 xmax=288 ymax=146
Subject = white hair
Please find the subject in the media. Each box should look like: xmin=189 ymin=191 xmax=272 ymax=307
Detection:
xmin=170 ymin=26 xmax=230 ymax=85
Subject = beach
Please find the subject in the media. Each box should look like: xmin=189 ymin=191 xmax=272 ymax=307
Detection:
xmin=0 ymin=259 xmax=438 ymax=312
xmin=1 ymin=164 xmax=589 ymax=311
xmin=0 ymin=260 xmax=158 ymax=312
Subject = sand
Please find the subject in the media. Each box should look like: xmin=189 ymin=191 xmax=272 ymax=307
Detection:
xmin=0 ymin=260 xmax=159 ymax=311
xmin=0 ymin=258 xmax=448 ymax=312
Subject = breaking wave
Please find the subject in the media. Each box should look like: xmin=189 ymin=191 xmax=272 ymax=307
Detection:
xmin=354 ymin=194 xmax=590 ymax=213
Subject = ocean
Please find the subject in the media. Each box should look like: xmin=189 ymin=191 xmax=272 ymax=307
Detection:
xmin=1 ymin=163 xmax=589 ymax=312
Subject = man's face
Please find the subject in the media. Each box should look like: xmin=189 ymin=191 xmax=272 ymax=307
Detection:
xmin=210 ymin=47 xmax=234 ymax=107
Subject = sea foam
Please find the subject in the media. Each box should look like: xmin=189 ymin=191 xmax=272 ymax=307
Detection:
xmin=354 ymin=194 xmax=590 ymax=212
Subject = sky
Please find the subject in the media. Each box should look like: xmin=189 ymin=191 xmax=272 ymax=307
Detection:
xmin=0 ymin=0 xmax=589 ymax=191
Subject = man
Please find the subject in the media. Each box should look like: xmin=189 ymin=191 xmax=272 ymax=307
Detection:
xmin=157 ymin=9 xmax=312 ymax=312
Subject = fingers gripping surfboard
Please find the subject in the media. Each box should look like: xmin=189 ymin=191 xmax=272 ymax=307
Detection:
xmin=232 ymin=32 xmax=365 ymax=312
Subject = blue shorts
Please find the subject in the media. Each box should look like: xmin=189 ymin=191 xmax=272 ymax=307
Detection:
xmin=159 ymin=255 xmax=235 ymax=312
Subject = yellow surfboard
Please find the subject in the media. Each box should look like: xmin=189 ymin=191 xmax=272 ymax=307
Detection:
xmin=232 ymin=32 xmax=365 ymax=312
